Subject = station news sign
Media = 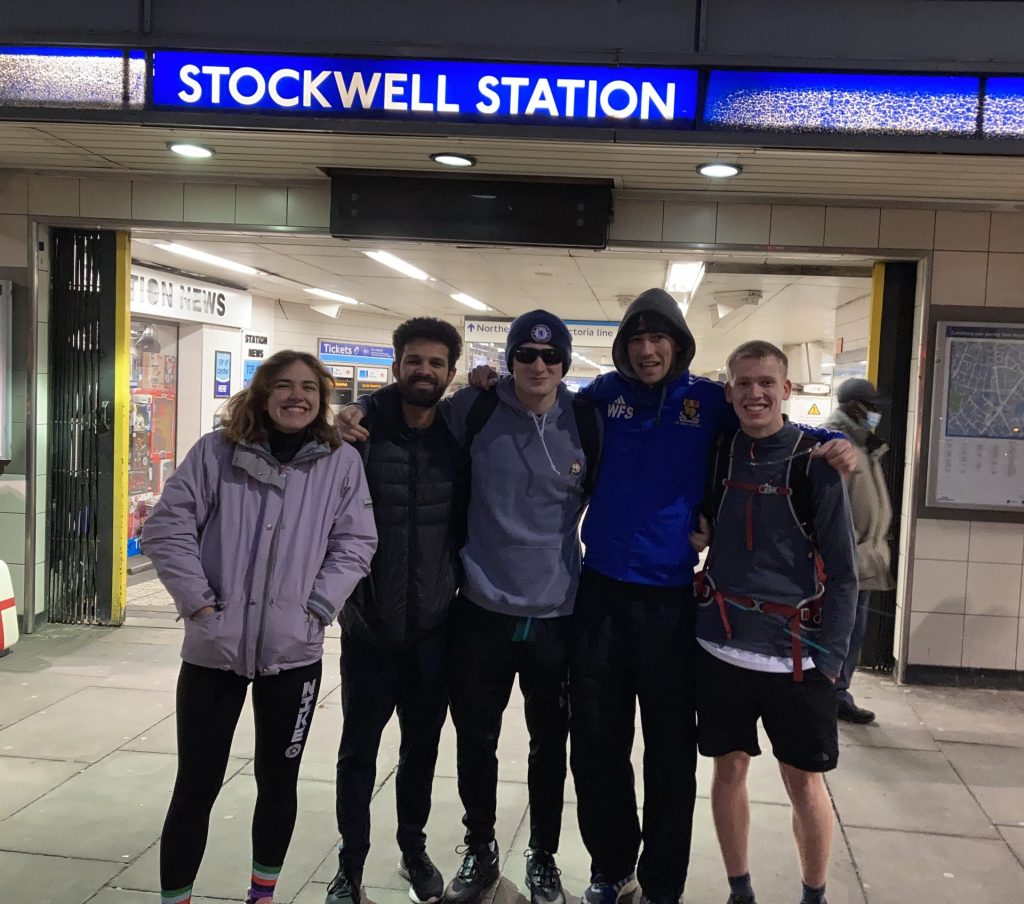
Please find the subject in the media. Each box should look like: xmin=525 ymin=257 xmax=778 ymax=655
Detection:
xmin=152 ymin=51 xmax=699 ymax=128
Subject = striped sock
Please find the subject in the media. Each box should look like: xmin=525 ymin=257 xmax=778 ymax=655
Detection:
xmin=248 ymin=861 xmax=282 ymax=901
xmin=161 ymin=887 xmax=192 ymax=904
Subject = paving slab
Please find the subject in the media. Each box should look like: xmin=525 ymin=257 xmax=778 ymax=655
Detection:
xmin=0 ymin=750 xmax=203 ymax=860
xmin=0 ymin=685 xmax=174 ymax=762
xmin=0 ymin=671 xmax=98 ymax=728
xmin=997 ymin=825 xmax=1024 ymax=863
xmin=939 ymin=741 xmax=1024 ymax=827
xmin=0 ymin=754 xmax=84 ymax=820
xmin=91 ymin=624 xmax=185 ymax=646
xmin=836 ymin=690 xmax=939 ymax=751
xmin=905 ymin=686 xmax=1024 ymax=748
xmin=116 ymin=771 xmax=343 ymax=902
xmin=826 ymin=745 xmax=997 ymax=837
xmin=0 ymin=849 xmax=122 ymax=904
xmin=845 ymin=826 xmax=1024 ymax=903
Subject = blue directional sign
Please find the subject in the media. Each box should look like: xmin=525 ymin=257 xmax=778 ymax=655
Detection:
xmin=152 ymin=51 xmax=699 ymax=128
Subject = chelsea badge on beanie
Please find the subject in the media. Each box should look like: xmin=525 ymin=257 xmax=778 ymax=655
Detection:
xmin=505 ymin=309 xmax=573 ymax=375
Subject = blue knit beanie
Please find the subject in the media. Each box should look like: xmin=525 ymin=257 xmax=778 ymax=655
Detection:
xmin=505 ymin=309 xmax=572 ymax=375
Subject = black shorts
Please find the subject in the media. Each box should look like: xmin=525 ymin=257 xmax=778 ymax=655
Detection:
xmin=695 ymin=644 xmax=839 ymax=772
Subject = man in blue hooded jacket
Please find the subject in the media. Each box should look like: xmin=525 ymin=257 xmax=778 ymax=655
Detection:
xmin=570 ymin=289 xmax=851 ymax=904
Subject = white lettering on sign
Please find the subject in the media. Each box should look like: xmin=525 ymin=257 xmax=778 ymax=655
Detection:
xmin=130 ymin=265 xmax=252 ymax=329
xmin=170 ymin=61 xmax=682 ymax=124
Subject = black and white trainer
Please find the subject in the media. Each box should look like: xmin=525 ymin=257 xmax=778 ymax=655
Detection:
xmin=442 ymin=841 xmax=500 ymax=904
xmin=399 ymin=850 xmax=444 ymax=904
xmin=525 ymin=850 xmax=565 ymax=904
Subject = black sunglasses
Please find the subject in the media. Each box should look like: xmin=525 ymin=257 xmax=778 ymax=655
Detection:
xmin=513 ymin=347 xmax=565 ymax=365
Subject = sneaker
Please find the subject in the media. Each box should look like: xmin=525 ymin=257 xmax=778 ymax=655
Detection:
xmin=638 ymin=893 xmax=680 ymax=904
xmin=525 ymin=850 xmax=565 ymax=904
xmin=400 ymin=850 xmax=444 ymax=904
xmin=325 ymin=859 xmax=362 ymax=904
xmin=443 ymin=842 xmax=500 ymax=904
xmin=727 ymin=894 xmax=756 ymax=904
xmin=582 ymin=874 xmax=638 ymax=904
xmin=836 ymin=699 xmax=875 ymax=724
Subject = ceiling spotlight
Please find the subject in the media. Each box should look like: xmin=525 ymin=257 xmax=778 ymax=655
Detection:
xmin=167 ymin=141 xmax=214 ymax=159
xmin=304 ymin=287 xmax=359 ymax=305
xmin=696 ymin=162 xmax=742 ymax=178
xmin=431 ymin=153 xmax=476 ymax=168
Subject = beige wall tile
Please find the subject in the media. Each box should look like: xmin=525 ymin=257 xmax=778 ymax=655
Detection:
xmin=0 ymin=475 xmax=26 ymax=515
xmin=1018 ymin=617 xmax=1024 ymax=670
xmin=183 ymin=184 xmax=236 ymax=223
xmin=911 ymin=559 xmax=968 ymax=614
xmin=962 ymin=615 xmax=1019 ymax=670
xmin=934 ymin=211 xmax=991 ymax=251
xmin=0 ymin=214 xmax=28 ymax=268
xmin=907 ymin=611 xmax=964 ymax=666
xmin=968 ymin=522 xmax=1024 ymax=564
xmin=0 ymin=512 xmax=26 ymax=563
xmin=879 ymin=209 xmax=935 ymax=249
xmin=914 ymin=518 xmax=970 ymax=560
xmin=79 ymin=180 xmax=131 ymax=221
xmin=965 ymin=562 xmax=1023 ymax=617
xmin=235 ymin=186 xmax=288 ymax=226
xmin=286 ymin=185 xmax=330 ymax=228
xmin=0 ymin=174 xmax=28 ymax=214
xmin=131 ymin=182 xmax=184 ymax=221
xmin=769 ymin=205 xmax=825 ymax=246
xmin=985 ymin=253 xmax=1024 ymax=308
xmin=35 ymin=424 xmax=47 ymax=479
xmin=989 ymin=212 xmax=1024 ymax=253
xmin=27 ymin=176 xmax=79 ymax=217
xmin=663 ymin=202 xmax=717 ymax=243
xmin=824 ymin=206 xmax=879 ymax=248
xmin=4 ymin=562 xmax=23 ymax=615
xmin=610 ymin=199 xmax=663 ymax=242
xmin=929 ymin=250 xmax=988 ymax=306
xmin=716 ymin=203 xmax=771 ymax=245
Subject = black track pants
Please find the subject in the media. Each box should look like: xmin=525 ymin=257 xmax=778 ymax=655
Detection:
xmin=336 ymin=627 xmax=449 ymax=869
xmin=569 ymin=569 xmax=698 ymax=901
xmin=448 ymin=597 xmax=570 ymax=854
xmin=159 ymin=659 xmax=322 ymax=892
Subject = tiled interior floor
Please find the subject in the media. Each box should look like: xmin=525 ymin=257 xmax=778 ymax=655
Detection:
xmin=1 ymin=578 xmax=1022 ymax=903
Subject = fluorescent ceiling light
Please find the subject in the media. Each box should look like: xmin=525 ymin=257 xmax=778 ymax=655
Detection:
xmin=167 ymin=141 xmax=214 ymax=158
xmin=154 ymin=242 xmax=258 ymax=275
xmin=363 ymin=250 xmax=430 ymax=280
xmin=450 ymin=292 xmax=489 ymax=311
xmin=431 ymin=152 xmax=476 ymax=168
xmin=697 ymin=162 xmax=742 ymax=178
xmin=305 ymin=287 xmax=359 ymax=305
xmin=801 ymin=382 xmax=831 ymax=395
xmin=665 ymin=261 xmax=705 ymax=295
xmin=310 ymin=303 xmax=341 ymax=318
xmin=820 ymin=362 xmax=835 ymax=370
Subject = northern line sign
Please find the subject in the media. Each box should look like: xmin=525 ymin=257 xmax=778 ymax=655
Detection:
xmin=152 ymin=51 xmax=699 ymax=128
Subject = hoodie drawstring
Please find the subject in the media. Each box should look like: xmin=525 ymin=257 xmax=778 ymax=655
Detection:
xmin=531 ymin=411 xmax=561 ymax=475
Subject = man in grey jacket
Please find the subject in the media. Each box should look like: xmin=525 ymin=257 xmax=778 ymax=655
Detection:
xmin=825 ymin=378 xmax=895 ymax=724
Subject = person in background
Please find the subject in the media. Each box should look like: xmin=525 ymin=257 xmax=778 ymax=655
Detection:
xmin=825 ymin=378 xmax=895 ymax=724
xmin=143 ymin=350 xmax=377 ymax=904
xmin=691 ymin=340 xmax=857 ymax=904
xmin=326 ymin=318 xmax=466 ymax=904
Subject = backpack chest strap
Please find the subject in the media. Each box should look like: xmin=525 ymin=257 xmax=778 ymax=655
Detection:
xmin=722 ymin=478 xmax=792 ymax=551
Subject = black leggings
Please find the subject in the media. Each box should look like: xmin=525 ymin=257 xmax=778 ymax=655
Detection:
xmin=159 ymin=660 xmax=323 ymax=892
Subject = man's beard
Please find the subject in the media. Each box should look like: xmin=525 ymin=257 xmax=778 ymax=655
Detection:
xmin=398 ymin=377 xmax=445 ymax=408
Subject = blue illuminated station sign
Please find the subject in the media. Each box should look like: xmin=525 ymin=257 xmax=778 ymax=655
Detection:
xmin=152 ymin=51 xmax=699 ymax=128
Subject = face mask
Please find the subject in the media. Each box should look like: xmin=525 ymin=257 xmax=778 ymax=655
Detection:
xmin=863 ymin=411 xmax=882 ymax=431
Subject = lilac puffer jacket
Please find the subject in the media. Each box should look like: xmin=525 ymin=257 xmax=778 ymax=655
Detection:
xmin=142 ymin=430 xmax=377 ymax=678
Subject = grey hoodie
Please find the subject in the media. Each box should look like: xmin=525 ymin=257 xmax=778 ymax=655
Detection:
xmin=446 ymin=378 xmax=592 ymax=618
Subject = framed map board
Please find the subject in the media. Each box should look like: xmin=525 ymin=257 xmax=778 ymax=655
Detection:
xmin=925 ymin=321 xmax=1024 ymax=513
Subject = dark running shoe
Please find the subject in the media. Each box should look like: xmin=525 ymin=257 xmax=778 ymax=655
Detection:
xmin=639 ymin=893 xmax=680 ymax=904
xmin=325 ymin=859 xmax=362 ymax=904
xmin=443 ymin=842 xmax=500 ymax=904
xmin=727 ymin=893 xmax=756 ymax=904
xmin=400 ymin=850 xmax=445 ymax=904
xmin=581 ymin=874 xmax=638 ymax=904
xmin=525 ymin=850 xmax=565 ymax=904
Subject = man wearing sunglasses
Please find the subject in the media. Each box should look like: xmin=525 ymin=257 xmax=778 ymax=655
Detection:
xmin=336 ymin=310 xmax=600 ymax=904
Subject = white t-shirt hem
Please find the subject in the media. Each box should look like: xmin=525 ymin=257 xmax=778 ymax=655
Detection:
xmin=697 ymin=638 xmax=815 ymax=674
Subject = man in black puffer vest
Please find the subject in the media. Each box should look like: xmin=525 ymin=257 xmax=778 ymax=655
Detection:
xmin=327 ymin=318 xmax=466 ymax=904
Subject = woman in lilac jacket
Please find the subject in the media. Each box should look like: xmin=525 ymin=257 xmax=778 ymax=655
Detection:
xmin=142 ymin=350 xmax=377 ymax=904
